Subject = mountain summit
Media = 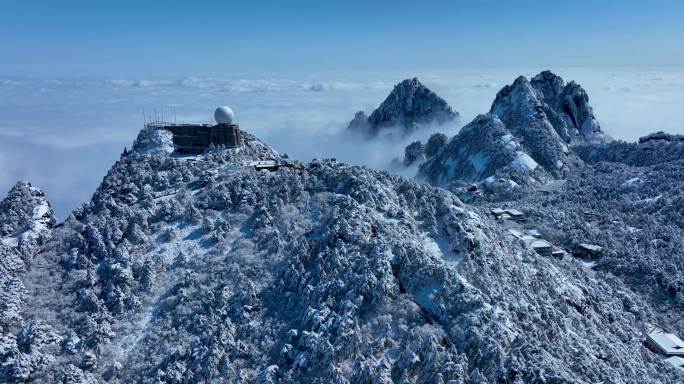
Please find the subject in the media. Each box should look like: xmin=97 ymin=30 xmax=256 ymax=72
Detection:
xmin=348 ymin=78 xmax=458 ymax=138
xmin=492 ymin=70 xmax=607 ymax=147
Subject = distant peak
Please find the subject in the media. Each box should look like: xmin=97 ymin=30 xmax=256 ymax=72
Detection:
xmin=348 ymin=77 xmax=457 ymax=138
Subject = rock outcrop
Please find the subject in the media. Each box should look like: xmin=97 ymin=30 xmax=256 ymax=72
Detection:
xmin=0 ymin=181 xmax=56 ymax=255
xmin=530 ymin=71 xmax=606 ymax=144
xmin=348 ymin=78 xmax=457 ymax=138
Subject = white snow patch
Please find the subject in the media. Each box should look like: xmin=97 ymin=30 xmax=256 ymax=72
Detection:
xmin=423 ymin=236 xmax=444 ymax=259
xmin=414 ymin=283 xmax=440 ymax=313
xmin=560 ymin=143 xmax=569 ymax=154
xmin=32 ymin=203 xmax=49 ymax=220
xmin=500 ymin=134 xmax=517 ymax=150
xmin=639 ymin=194 xmax=663 ymax=203
xmin=511 ymin=151 xmax=538 ymax=171
xmin=422 ymin=234 xmax=463 ymax=264
xmin=1 ymin=237 xmax=19 ymax=247
xmin=622 ymin=177 xmax=643 ymax=189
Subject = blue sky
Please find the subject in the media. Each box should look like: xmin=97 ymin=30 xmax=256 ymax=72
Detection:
xmin=2 ymin=0 xmax=684 ymax=76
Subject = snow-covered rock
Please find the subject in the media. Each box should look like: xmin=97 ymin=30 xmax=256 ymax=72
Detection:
xmin=490 ymin=75 xmax=571 ymax=170
xmin=348 ymin=78 xmax=457 ymax=138
xmin=417 ymin=114 xmax=548 ymax=187
xmin=0 ymin=182 xmax=56 ymax=254
xmin=132 ymin=126 xmax=174 ymax=155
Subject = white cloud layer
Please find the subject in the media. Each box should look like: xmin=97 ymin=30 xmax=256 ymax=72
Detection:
xmin=1 ymin=68 xmax=683 ymax=218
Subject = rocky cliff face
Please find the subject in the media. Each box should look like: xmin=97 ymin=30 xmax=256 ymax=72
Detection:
xmin=530 ymin=71 xmax=606 ymax=144
xmin=492 ymin=71 xmax=607 ymax=147
xmin=0 ymin=127 xmax=679 ymax=383
xmin=348 ymin=78 xmax=458 ymax=138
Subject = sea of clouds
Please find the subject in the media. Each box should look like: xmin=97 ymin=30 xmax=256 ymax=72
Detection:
xmin=1 ymin=67 xmax=683 ymax=218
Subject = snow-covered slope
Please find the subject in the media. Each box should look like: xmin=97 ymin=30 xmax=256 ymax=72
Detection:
xmin=348 ymin=78 xmax=458 ymax=138
xmin=0 ymin=127 xmax=680 ymax=383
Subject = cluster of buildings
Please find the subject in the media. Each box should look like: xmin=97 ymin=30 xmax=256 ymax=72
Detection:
xmin=645 ymin=324 xmax=684 ymax=373
xmin=491 ymin=207 xmax=604 ymax=261
xmin=506 ymin=228 xmax=565 ymax=258
xmin=491 ymin=208 xmax=564 ymax=258
xmin=574 ymin=243 xmax=604 ymax=259
xmin=250 ymin=160 xmax=280 ymax=171
xmin=490 ymin=207 xmax=525 ymax=222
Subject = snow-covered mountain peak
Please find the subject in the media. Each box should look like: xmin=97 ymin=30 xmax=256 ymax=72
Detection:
xmin=491 ymin=75 xmax=537 ymax=109
xmin=492 ymin=70 xmax=607 ymax=145
xmin=348 ymin=77 xmax=458 ymax=138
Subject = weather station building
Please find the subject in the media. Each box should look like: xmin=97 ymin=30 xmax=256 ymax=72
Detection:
xmin=149 ymin=106 xmax=242 ymax=154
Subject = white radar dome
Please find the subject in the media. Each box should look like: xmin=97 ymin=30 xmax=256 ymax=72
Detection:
xmin=214 ymin=106 xmax=235 ymax=124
